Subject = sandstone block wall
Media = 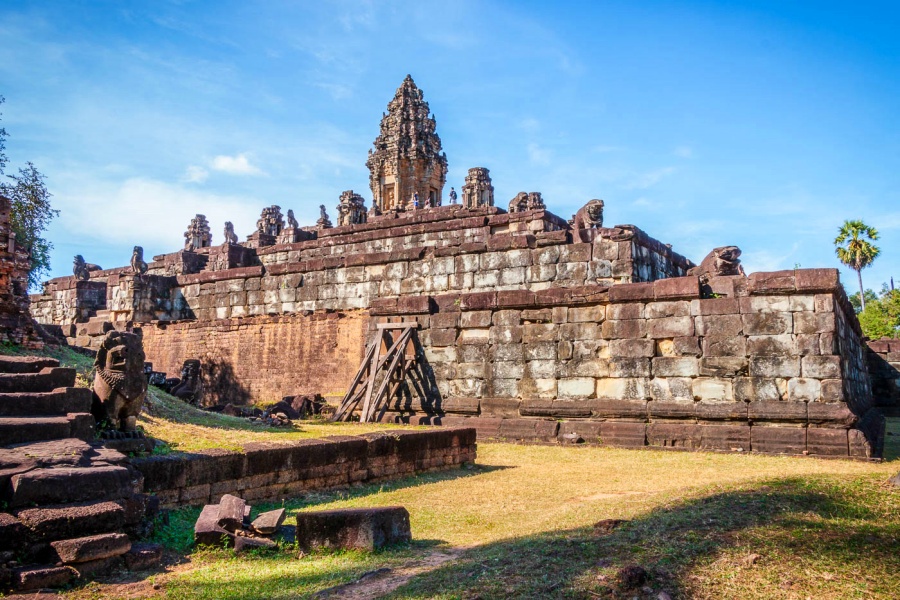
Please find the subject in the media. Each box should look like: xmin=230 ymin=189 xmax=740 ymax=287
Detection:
xmin=140 ymin=310 xmax=367 ymax=405
xmin=30 ymin=206 xmax=692 ymax=329
xmin=867 ymin=338 xmax=900 ymax=414
xmin=370 ymin=269 xmax=882 ymax=458
xmin=133 ymin=428 xmax=476 ymax=508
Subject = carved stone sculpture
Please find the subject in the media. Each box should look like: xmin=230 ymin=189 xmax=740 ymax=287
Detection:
xmin=130 ymin=246 xmax=148 ymax=274
xmin=688 ymin=246 xmax=747 ymax=280
xmin=572 ymin=199 xmax=604 ymax=231
xmin=170 ymin=359 xmax=202 ymax=404
xmin=317 ymin=204 xmax=333 ymax=229
xmin=508 ymin=192 xmax=545 ymax=213
xmin=462 ymin=167 xmax=494 ymax=209
xmin=287 ymin=209 xmax=300 ymax=229
xmin=73 ymin=255 xmax=102 ymax=280
xmin=337 ymin=190 xmax=367 ymax=226
xmin=223 ymin=221 xmax=239 ymax=245
xmin=256 ymin=206 xmax=285 ymax=237
xmin=91 ymin=330 xmax=147 ymax=431
xmin=184 ymin=214 xmax=212 ymax=251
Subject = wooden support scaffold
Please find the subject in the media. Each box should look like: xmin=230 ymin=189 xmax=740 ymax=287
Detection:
xmin=331 ymin=321 xmax=423 ymax=423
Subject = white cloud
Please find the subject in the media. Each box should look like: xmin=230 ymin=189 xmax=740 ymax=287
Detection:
xmin=674 ymin=146 xmax=693 ymax=158
xmin=211 ymin=153 xmax=264 ymax=176
xmin=527 ymin=143 xmax=551 ymax=166
xmin=519 ymin=117 xmax=540 ymax=133
xmin=182 ymin=165 xmax=209 ymax=183
xmin=741 ymin=243 xmax=801 ymax=274
xmin=622 ymin=167 xmax=676 ymax=190
xmin=313 ymin=82 xmax=354 ymax=100
xmin=54 ymin=178 xmax=263 ymax=250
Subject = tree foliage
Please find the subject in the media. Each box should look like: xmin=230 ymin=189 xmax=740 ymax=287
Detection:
xmin=0 ymin=96 xmax=58 ymax=290
xmin=834 ymin=220 xmax=880 ymax=310
xmin=853 ymin=284 xmax=900 ymax=340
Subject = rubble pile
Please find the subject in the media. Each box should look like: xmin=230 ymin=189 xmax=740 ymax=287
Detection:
xmin=193 ymin=494 xmax=287 ymax=553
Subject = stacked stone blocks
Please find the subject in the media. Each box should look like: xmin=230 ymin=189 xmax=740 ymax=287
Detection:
xmin=369 ymin=268 xmax=880 ymax=457
xmin=135 ymin=428 xmax=476 ymax=509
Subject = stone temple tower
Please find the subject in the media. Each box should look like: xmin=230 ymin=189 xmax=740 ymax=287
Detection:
xmin=462 ymin=167 xmax=494 ymax=209
xmin=366 ymin=75 xmax=448 ymax=212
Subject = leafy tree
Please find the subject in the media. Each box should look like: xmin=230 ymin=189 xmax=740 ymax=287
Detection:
xmin=0 ymin=96 xmax=58 ymax=290
xmin=834 ymin=220 xmax=880 ymax=310
xmin=849 ymin=288 xmax=878 ymax=313
xmin=857 ymin=285 xmax=900 ymax=339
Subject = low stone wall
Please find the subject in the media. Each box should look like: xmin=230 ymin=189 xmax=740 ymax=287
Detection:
xmin=867 ymin=338 xmax=900 ymax=414
xmin=371 ymin=269 xmax=883 ymax=458
xmin=140 ymin=310 xmax=367 ymax=405
xmin=132 ymin=428 xmax=476 ymax=509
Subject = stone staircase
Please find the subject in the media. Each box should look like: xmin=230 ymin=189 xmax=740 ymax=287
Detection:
xmin=67 ymin=310 xmax=114 ymax=349
xmin=0 ymin=355 xmax=160 ymax=592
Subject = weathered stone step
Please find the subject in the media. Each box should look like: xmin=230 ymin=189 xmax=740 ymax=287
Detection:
xmin=16 ymin=501 xmax=126 ymax=541
xmin=0 ymin=387 xmax=92 ymax=416
xmin=0 ymin=355 xmax=60 ymax=374
xmin=8 ymin=465 xmax=134 ymax=508
xmin=0 ymin=367 xmax=77 ymax=393
xmin=51 ymin=532 xmax=132 ymax=564
xmin=0 ymin=413 xmax=94 ymax=446
xmin=13 ymin=564 xmax=78 ymax=591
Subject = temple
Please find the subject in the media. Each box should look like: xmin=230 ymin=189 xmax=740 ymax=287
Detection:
xmin=24 ymin=76 xmax=891 ymax=458
xmin=366 ymin=75 xmax=448 ymax=212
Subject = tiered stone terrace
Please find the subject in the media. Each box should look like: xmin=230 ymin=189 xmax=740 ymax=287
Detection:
xmin=29 ymin=203 xmax=885 ymax=458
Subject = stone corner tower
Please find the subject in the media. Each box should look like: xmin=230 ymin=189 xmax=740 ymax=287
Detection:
xmin=366 ymin=75 xmax=448 ymax=212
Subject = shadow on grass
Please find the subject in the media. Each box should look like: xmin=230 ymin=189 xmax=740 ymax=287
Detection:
xmin=151 ymin=463 xmax=513 ymax=554
xmin=265 ymin=463 xmax=514 ymax=513
xmin=383 ymin=475 xmax=900 ymax=599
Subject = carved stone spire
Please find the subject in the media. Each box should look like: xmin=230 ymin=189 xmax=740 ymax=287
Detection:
xmin=462 ymin=167 xmax=494 ymax=209
xmin=366 ymin=75 xmax=448 ymax=212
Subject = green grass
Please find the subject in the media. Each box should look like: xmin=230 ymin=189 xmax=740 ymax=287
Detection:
xmin=61 ymin=441 xmax=900 ymax=600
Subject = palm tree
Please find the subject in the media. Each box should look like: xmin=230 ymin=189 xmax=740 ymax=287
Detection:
xmin=834 ymin=220 xmax=880 ymax=310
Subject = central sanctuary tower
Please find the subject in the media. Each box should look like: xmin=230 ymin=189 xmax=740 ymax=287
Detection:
xmin=366 ymin=75 xmax=448 ymax=212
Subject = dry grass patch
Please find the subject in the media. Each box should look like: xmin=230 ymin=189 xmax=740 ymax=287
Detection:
xmin=95 ymin=442 xmax=900 ymax=600
xmin=139 ymin=388 xmax=416 ymax=453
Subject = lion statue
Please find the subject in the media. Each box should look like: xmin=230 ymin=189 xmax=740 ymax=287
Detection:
xmin=287 ymin=209 xmax=300 ymax=229
xmin=688 ymin=246 xmax=746 ymax=281
xmin=508 ymin=192 xmax=545 ymax=213
xmin=223 ymin=221 xmax=239 ymax=245
xmin=130 ymin=246 xmax=148 ymax=274
xmin=572 ymin=199 xmax=604 ymax=241
xmin=170 ymin=359 xmax=202 ymax=404
xmin=73 ymin=255 xmax=102 ymax=281
xmin=91 ymin=330 xmax=148 ymax=432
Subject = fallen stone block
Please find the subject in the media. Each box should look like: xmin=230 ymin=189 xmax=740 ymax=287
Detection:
xmin=216 ymin=494 xmax=246 ymax=532
xmin=194 ymin=504 xmax=234 ymax=547
xmin=251 ymin=508 xmax=286 ymax=535
xmin=295 ymin=506 xmax=411 ymax=552
xmin=234 ymin=535 xmax=277 ymax=553
xmin=51 ymin=533 xmax=131 ymax=564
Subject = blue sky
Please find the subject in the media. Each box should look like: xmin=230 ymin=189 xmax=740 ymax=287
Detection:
xmin=1 ymin=0 xmax=897 ymax=293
